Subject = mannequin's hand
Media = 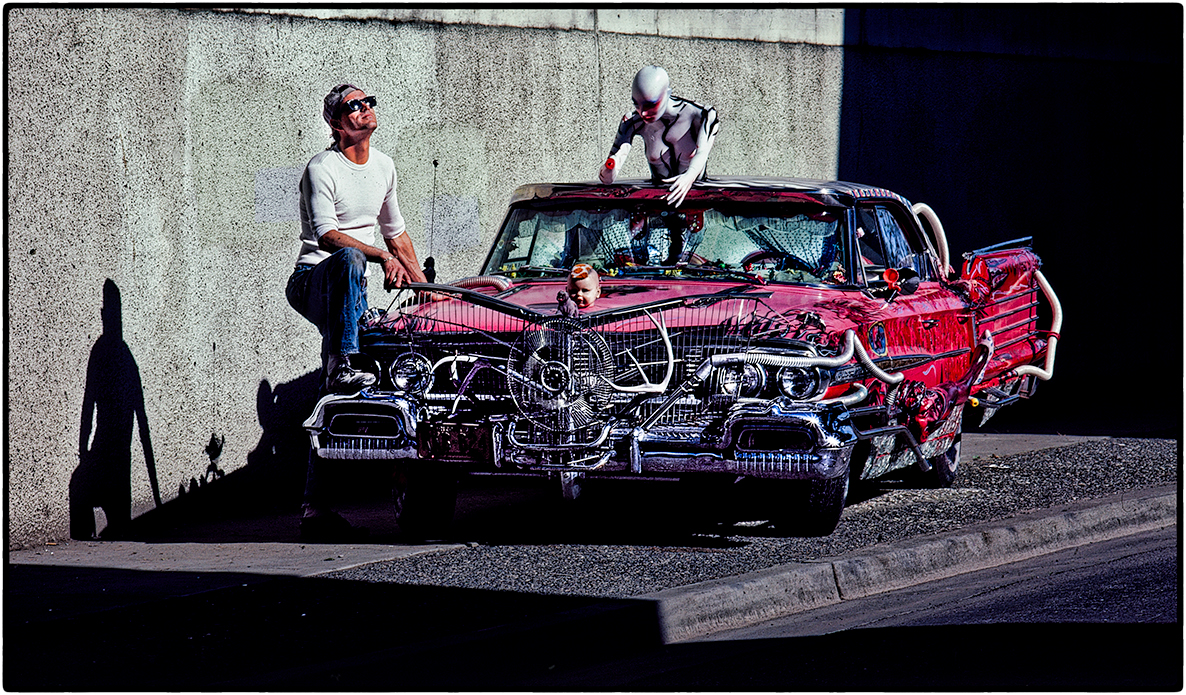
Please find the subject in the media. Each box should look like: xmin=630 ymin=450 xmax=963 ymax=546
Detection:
xmin=663 ymin=170 xmax=697 ymax=208
xmin=599 ymin=159 xmax=616 ymax=184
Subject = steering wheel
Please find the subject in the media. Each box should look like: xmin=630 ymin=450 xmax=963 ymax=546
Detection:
xmin=741 ymin=250 xmax=814 ymax=273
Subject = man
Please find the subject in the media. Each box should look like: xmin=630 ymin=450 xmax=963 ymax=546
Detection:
xmin=286 ymin=83 xmax=426 ymax=539
xmin=599 ymin=65 xmax=721 ymax=208
xmin=287 ymin=83 xmax=426 ymax=394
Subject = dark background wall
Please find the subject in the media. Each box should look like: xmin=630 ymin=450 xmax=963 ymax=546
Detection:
xmin=838 ymin=6 xmax=1182 ymax=436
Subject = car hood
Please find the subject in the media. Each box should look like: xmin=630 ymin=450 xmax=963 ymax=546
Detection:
xmin=403 ymin=278 xmax=878 ymax=339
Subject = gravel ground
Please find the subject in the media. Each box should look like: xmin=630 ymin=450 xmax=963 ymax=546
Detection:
xmin=325 ymin=437 xmax=1177 ymax=597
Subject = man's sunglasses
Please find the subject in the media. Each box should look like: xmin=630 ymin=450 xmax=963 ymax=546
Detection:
xmin=338 ymin=96 xmax=377 ymax=115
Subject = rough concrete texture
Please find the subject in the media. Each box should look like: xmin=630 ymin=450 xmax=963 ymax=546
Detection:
xmin=231 ymin=8 xmax=847 ymax=46
xmin=6 ymin=8 xmax=845 ymax=547
xmin=8 ymin=539 xmax=463 ymax=577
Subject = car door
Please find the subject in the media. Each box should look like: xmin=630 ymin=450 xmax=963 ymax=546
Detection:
xmin=854 ymin=202 xmax=972 ymax=387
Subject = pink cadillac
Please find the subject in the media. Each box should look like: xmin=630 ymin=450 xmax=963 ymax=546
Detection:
xmin=303 ymin=177 xmax=1061 ymax=538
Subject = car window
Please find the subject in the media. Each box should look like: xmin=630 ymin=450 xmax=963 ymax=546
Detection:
xmin=485 ymin=203 xmax=849 ymax=285
xmin=875 ymin=208 xmax=914 ymax=269
xmin=855 ymin=204 xmax=933 ymax=282
xmin=855 ymin=208 xmax=885 ymax=269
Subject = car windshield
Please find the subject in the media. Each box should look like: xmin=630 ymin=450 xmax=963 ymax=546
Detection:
xmin=482 ymin=202 xmax=849 ymax=285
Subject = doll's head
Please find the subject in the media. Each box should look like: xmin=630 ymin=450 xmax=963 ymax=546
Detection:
xmin=566 ymin=263 xmax=601 ymax=310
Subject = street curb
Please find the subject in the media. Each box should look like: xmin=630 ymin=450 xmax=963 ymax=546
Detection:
xmin=642 ymin=486 xmax=1177 ymax=643
xmin=209 ymin=486 xmax=1178 ymax=689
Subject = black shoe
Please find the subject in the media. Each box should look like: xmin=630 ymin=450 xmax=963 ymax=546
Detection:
xmin=299 ymin=509 xmax=370 ymax=542
xmin=326 ymin=365 xmax=377 ymax=394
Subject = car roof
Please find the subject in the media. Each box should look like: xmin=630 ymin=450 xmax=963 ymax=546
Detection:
xmin=507 ymin=176 xmax=914 ymax=209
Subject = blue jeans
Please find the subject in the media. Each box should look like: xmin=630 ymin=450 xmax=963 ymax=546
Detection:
xmin=285 ymin=248 xmax=369 ymax=508
xmin=286 ymin=247 xmax=369 ymax=363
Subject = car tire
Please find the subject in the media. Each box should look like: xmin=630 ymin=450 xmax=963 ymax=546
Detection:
xmin=919 ymin=432 xmax=961 ymax=489
xmin=771 ymin=474 xmax=849 ymax=537
xmin=393 ymin=461 xmax=458 ymax=541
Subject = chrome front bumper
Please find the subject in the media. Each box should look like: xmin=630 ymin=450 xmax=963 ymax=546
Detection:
xmin=303 ymin=392 xmax=418 ymax=460
xmin=305 ymin=392 xmax=856 ymax=481
xmin=505 ymin=399 xmax=857 ymax=481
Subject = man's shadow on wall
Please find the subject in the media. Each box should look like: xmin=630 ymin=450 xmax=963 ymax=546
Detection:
xmin=71 ymin=279 xmax=326 ymax=541
xmin=71 ymin=279 xmax=161 ymax=539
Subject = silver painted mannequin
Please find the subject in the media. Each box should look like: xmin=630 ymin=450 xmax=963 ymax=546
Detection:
xmin=599 ymin=65 xmax=721 ymax=207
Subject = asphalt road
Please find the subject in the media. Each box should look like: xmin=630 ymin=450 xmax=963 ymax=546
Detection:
xmin=508 ymin=526 xmax=1181 ymax=691
xmin=708 ymin=523 xmax=1179 ymax=639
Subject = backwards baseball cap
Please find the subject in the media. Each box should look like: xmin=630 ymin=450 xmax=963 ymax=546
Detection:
xmin=323 ymin=83 xmax=362 ymax=126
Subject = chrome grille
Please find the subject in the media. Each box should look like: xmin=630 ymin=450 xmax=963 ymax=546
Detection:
xmin=368 ymin=292 xmax=798 ymax=425
xmin=320 ymin=435 xmax=416 ymax=460
xmin=735 ymin=451 xmax=820 ymax=475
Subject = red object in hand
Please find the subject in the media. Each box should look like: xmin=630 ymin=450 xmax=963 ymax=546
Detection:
xmin=604 ymin=158 xmax=615 ymax=170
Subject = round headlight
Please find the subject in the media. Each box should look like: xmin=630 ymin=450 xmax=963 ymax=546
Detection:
xmin=778 ymin=366 xmax=820 ymax=400
xmin=388 ymin=353 xmax=433 ymax=395
xmin=360 ymin=307 xmax=387 ymax=328
xmin=719 ymin=363 xmax=766 ymax=398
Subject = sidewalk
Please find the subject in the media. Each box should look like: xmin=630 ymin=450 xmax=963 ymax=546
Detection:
xmin=172 ymin=483 xmax=1176 ymax=690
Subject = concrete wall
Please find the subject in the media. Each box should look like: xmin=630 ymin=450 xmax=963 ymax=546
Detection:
xmin=7 ymin=7 xmax=847 ymax=547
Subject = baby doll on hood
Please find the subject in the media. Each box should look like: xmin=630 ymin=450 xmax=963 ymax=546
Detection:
xmin=557 ymin=263 xmax=602 ymax=316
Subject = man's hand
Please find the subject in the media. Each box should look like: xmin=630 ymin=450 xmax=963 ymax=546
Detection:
xmin=381 ymin=254 xmax=412 ymax=289
xmin=383 ymin=232 xmax=428 ymax=290
xmin=384 ymin=257 xmax=445 ymax=302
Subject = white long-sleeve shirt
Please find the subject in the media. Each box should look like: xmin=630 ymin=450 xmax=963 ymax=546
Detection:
xmin=296 ymin=146 xmax=406 ymax=274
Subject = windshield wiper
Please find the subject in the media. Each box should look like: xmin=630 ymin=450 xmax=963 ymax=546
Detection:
xmin=502 ymin=265 xmax=570 ymax=278
xmin=616 ymin=264 xmax=765 ymax=285
xmin=677 ymin=264 xmax=768 ymax=285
